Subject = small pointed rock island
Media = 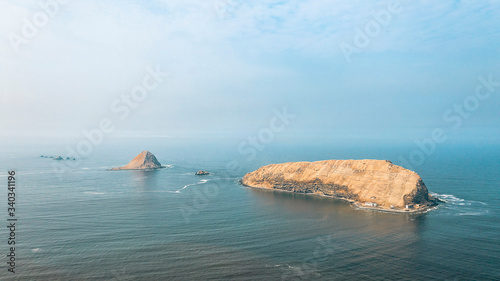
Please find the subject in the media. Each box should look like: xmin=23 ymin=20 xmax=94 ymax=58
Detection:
xmin=111 ymin=151 xmax=165 ymax=170
xmin=241 ymin=159 xmax=440 ymax=212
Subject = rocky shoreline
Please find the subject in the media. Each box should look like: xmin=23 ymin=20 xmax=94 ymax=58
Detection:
xmin=240 ymin=180 xmax=439 ymax=213
xmin=241 ymin=159 xmax=441 ymax=213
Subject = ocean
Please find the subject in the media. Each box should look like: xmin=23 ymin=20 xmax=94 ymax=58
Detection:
xmin=0 ymin=138 xmax=499 ymax=280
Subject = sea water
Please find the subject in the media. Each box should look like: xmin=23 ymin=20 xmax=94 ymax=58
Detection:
xmin=0 ymin=138 xmax=498 ymax=280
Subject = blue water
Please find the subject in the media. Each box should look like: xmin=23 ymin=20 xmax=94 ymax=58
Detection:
xmin=0 ymin=138 xmax=499 ymax=280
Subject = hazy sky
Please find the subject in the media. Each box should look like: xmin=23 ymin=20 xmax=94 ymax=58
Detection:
xmin=1 ymin=0 xmax=499 ymax=143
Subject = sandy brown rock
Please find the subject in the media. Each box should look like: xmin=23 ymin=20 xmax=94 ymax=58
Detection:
xmin=111 ymin=151 xmax=164 ymax=170
xmin=241 ymin=159 xmax=439 ymax=212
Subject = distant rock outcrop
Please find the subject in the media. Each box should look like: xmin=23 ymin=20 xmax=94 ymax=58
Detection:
xmin=195 ymin=170 xmax=210 ymax=175
xmin=41 ymin=155 xmax=75 ymax=160
xmin=111 ymin=151 xmax=165 ymax=170
xmin=241 ymin=159 xmax=440 ymax=212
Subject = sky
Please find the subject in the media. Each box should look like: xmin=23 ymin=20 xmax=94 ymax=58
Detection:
xmin=0 ymin=0 xmax=499 ymax=144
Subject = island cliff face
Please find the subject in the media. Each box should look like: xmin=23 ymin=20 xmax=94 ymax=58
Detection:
xmin=241 ymin=160 xmax=438 ymax=212
xmin=111 ymin=151 xmax=164 ymax=170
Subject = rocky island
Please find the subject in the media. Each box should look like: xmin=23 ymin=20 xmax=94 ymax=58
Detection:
xmin=241 ymin=159 xmax=440 ymax=212
xmin=40 ymin=155 xmax=76 ymax=160
xmin=111 ymin=151 xmax=165 ymax=170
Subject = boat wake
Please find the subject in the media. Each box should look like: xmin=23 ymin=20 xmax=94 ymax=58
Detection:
xmin=169 ymin=179 xmax=211 ymax=194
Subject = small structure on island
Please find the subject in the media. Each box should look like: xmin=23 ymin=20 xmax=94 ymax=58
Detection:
xmin=111 ymin=151 xmax=165 ymax=170
xmin=195 ymin=171 xmax=210 ymax=176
